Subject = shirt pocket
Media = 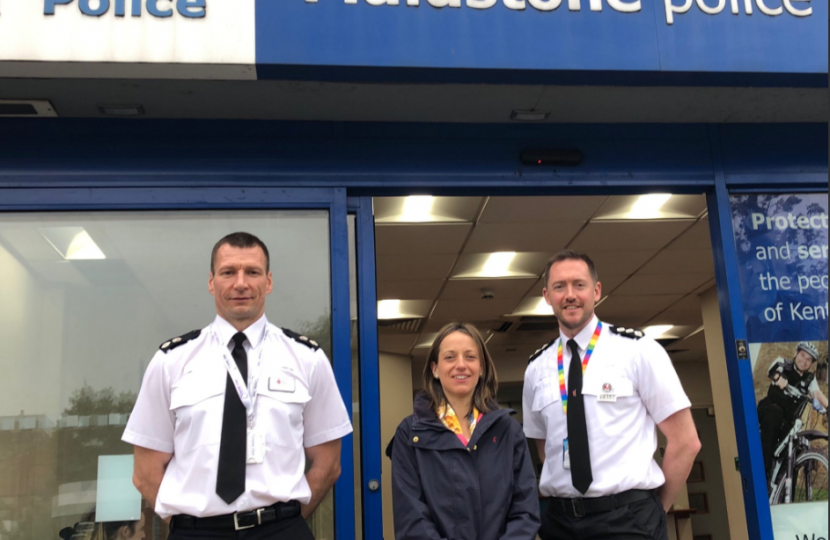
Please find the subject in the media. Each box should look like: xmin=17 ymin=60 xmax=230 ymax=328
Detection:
xmin=169 ymin=371 xmax=226 ymax=450
xmin=256 ymin=375 xmax=312 ymax=449
xmin=532 ymin=377 xmax=561 ymax=412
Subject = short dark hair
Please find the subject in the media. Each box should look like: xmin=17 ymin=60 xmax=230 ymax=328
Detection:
xmin=421 ymin=322 xmax=499 ymax=416
xmin=210 ymin=232 xmax=270 ymax=273
xmin=543 ymin=249 xmax=599 ymax=287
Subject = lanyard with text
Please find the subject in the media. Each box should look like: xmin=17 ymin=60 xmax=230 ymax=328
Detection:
xmin=557 ymin=321 xmax=602 ymax=415
xmin=212 ymin=325 xmax=269 ymax=429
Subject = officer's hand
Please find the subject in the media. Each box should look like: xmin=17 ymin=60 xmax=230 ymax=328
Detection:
xmin=775 ymin=377 xmax=788 ymax=390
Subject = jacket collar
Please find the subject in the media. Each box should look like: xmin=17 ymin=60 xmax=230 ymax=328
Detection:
xmin=411 ymin=392 xmax=513 ymax=449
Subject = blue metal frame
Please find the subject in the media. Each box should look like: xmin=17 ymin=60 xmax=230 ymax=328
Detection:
xmin=329 ymin=188 xmax=356 ymax=540
xmin=705 ymin=126 xmax=774 ymax=540
xmin=2 ymin=122 xmax=828 ymax=540
xmin=0 ymin=185 xmax=358 ymax=540
xmin=354 ymin=196 xmax=383 ymax=540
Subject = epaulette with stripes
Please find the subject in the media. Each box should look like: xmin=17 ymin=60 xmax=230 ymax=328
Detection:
xmin=528 ymin=339 xmax=556 ymax=364
xmin=609 ymin=326 xmax=644 ymax=340
xmin=282 ymin=327 xmax=320 ymax=351
xmin=159 ymin=329 xmax=201 ymax=353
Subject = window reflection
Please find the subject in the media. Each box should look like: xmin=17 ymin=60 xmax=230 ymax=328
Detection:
xmin=0 ymin=211 xmax=332 ymax=540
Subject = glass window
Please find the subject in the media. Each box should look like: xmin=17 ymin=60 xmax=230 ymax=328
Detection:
xmin=0 ymin=210 xmax=332 ymax=540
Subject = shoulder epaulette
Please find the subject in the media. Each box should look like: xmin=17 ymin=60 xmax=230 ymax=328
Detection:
xmin=159 ymin=329 xmax=201 ymax=353
xmin=528 ymin=339 xmax=556 ymax=364
xmin=282 ymin=327 xmax=320 ymax=351
xmin=609 ymin=326 xmax=644 ymax=340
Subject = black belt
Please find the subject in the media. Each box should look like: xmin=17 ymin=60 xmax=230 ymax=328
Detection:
xmin=547 ymin=489 xmax=656 ymax=519
xmin=171 ymin=501 xmax=301 ymax=531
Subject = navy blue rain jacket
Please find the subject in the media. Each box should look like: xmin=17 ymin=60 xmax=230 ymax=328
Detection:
xmin=387 ymin=393 xmax=540 ymax=540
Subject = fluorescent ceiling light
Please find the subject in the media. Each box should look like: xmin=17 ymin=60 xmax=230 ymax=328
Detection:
xmin=629 ymin=194 xmax=673 ymax=219
xmin=400 ymin=196 xmax=435 ymax=222
xmin=378 ymin=299 xmax=403 ymax=320
xmin=481 ymin=252 xmax=516 ymax=277
xmin=40 ymin=227 xmax=106 ymax=260
xmin=643 ymin=325 xmax=674 ymax=339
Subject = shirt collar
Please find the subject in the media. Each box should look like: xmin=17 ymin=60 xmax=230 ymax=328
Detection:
xmin=564 ymin=314 xmax=600 ymax=353
xmin=212 ymin=314 xmax=268 ymax=349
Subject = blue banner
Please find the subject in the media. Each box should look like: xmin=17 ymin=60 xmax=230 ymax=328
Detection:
xmin=256 ymin=0 xmax=828 ymax=78
xmin=731 ymin=193 xmax=828 ymax=344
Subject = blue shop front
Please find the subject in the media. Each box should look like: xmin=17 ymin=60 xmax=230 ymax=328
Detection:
xmin=0 ymin=1 xmax=826 ymax=540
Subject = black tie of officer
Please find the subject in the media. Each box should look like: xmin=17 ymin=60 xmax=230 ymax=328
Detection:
xmin=567 ymin=339 xmax=593 ymax=494
xmin=217 ymin=332 xmax=248 ymax=503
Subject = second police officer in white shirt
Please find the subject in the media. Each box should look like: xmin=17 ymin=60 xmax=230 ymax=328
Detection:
xmin=122 ymin=232 xmax=352 ymax=540
xmin=523 ymin=250 xmax=701 ymax=540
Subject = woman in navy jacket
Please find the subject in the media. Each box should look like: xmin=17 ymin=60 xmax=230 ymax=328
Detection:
xmin=387 ymin=322 xmax=540 ymax=540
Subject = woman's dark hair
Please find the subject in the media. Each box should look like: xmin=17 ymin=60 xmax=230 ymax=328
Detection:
xmin=421 ymin=322 xmax=499 ymax=416
xmin=101 ymin=522 xmax=136 ymax=540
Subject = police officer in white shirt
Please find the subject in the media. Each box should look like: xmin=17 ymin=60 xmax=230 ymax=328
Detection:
xmin=122 ymin=232 xmax=352 ymax=539
xmin=523 ymin=250 xmax=701 ymax=540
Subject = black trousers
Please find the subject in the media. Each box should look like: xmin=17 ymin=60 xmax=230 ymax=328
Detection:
xmin=539 ymin=493 xmax=668 ymax=540
xmin=168 ymin=515 xmax=314 ymax=540
xmin=757 ymin=397 xmax=790 ymax=481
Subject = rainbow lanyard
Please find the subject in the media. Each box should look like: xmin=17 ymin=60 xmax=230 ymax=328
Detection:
xmin=557 ymin=321 xmax=602 ymax=415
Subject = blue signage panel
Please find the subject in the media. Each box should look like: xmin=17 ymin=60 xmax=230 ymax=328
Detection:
xmin=731 ymin=193 xmax=829 ymax=343
xmin=256 ymin=0 xmax=827 ymax=78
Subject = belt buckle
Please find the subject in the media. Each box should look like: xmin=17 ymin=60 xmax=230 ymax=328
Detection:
xmin=233 ymin=509 xmax=263 ymax=531
xmin=571 ymin=498 xmax=585 ymax=518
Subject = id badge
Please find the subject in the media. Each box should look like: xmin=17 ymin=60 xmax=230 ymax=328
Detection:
xmin=269 ymin=376 xmax=296 ymax=393
xmin=247 ymin=428 xmax=265 ymax=464
xmin=563 ymin=438 xmax=571 ymax=470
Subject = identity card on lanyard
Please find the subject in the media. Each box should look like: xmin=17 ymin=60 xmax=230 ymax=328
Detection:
xmin=212 ymin=326 xmax=267 ymax=465
xmin=557 ymin=321 xmax=602 ymax=470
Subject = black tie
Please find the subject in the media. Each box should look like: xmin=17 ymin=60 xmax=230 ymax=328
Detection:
xmin=216 ymin=332 xmax=248 ymax=504
xmin=567 ymin=339 xmax=593 ymax=494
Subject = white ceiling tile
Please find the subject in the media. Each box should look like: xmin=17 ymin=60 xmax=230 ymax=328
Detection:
xmin=569 ymin=221 xmax=693 ymax=252
xmin=441 ymin=278 xmax=537 ymax=301
xmin=646 ymin=295 xmax=704 ymax=326
xmin=376 ymin=253 xmax=456 ymax=281
xmin=463 ymin=221 xmax=584 ymax=254
xmin=613 ymin=274 xmax=714 ymax=296
xmin=589 ymin=251 xmax=657 ymax=277
xmin=594 ymin=274 xmax=629 ymax=294
xmin=430 ymin=298 xmax=518 ymax=324
xmin=377 ymin=280 xmax=444 ymax=300
xmin=638 ymin=249 xmax=715 ymax=275
xmin=375 ymin=223 xmax=471 ymax=255
xmin=479 ymin=196 xmax=607 ymax=224
xmin=666 ymin=220 xmax=713 ymax=251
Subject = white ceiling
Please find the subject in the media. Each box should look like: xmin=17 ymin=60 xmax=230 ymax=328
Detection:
xmin=0 ymin=77 xmax=826 ymax=123
xmin=374 ymin=194 xmax=717 ymax=383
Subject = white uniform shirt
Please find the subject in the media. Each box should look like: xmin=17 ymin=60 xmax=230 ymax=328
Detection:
xmin=122 ymin=315 xmax=353 ymax=519
xmin=522 ymin=316 xmax=691 ymax=498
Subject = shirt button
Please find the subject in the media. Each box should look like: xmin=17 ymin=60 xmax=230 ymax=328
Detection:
xmin=413 ymin=436 xmax=419 ymax=443
xmin=473 ymin=445 xmax=477 ymax=450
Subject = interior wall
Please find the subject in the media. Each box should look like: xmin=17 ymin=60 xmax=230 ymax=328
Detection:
xmin=701 ymin=287 xmax=749 ymax=540
xmin=675 ymin=363 xmax=714 ymax=409
xmin=379 ymin=352 xmax=413 ymax=540
xmin=690 ymin=408 xmax=731 ymax=540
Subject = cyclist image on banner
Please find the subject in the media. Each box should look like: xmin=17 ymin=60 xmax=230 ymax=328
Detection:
xmin=754 ymin=340 xmax=829 ymax=505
